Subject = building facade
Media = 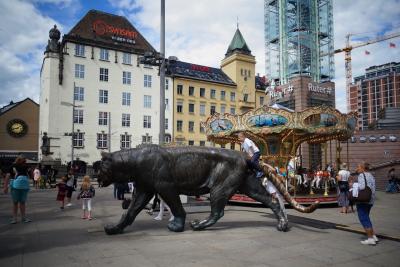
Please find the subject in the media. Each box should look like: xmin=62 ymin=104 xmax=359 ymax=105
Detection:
xmin=349 ymin=62 xmax=400 ymax=130
xmin=0 ymin=98 xmax=39 ymax=167
xmin=168 ymin=28 xmax=265 ymax=148
xmin=40 ymin=10 xmax=170 ymax=165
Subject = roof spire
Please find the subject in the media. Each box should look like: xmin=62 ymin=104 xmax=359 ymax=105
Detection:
xmin=237 ymin=16 xmax=239 ymax=29
xmin=225 ymin=27 xmax=252 ymax=57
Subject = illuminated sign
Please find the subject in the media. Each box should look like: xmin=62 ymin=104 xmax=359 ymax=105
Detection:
xmin=93 ymin=20 xmax=138 ymax=43
xmin=191 ymin=64 xmax=210 ymax=72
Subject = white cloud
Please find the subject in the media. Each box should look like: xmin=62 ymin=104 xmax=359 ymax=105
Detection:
xmin=0 ymin=0 xmax=63 ymax=106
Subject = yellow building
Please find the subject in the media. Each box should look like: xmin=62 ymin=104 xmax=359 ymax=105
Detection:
xmin=168 ymin=28 xmax=268 ymax=147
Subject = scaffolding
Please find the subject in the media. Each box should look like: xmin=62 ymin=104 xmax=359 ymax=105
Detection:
xmin=264 ymin=0 xmax=334 ymax=85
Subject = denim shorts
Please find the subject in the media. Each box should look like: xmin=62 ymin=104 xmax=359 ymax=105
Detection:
xmin=11 ymin=189 xmax=29 ymax=203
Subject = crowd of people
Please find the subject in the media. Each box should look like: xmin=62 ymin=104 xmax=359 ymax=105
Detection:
xmin=0 ymin=147 xmax=391 ymax=246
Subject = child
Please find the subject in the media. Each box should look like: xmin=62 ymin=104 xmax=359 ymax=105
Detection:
xmin=77 ymin=176 xmax=95 ymax=220
xmin=348 ymin=175 xmax=359 ymax=213
xmin=56 ymin=176 xmax=68 ymax=209
xmin=262 ymin=177 xmax=287 ymax=220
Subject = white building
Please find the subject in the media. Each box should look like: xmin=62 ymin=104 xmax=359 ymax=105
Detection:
xmin=40 ymin=10 xmax=172 ymax=165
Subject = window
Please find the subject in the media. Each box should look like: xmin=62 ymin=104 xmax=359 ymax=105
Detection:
xmin=142 ymin=134 xmax=152 ymax=144
xmin=165 ymin=98 xmax=169 ymax=110
xmin=165 ymin=79 xmax=169 ymax=90
xmin=220 ymin=105 xmax=226 ymax=114
xmin=98 ymin=112 xmax=108 ymax=126
xmin=144 ymin=95 xmax=152 ymax=108
xmin=200 ymin=88 xmax=205 ymax=97
xmin=122 ymin=92 xmax=131 ymax=106
xmin=260 ymin=96 xmax=265 ymax=106
xmin=200 ymin=104 xmax=206 ymax=115
xmin=221 ymin=91 xmax=226 ymax=100
xmin=99 ymin=90 xmax=108 ymax=104
xmin=123 ymin=71 xmax=131 ymax=85
xmin=199 ymin=141 xmax=205 ymax=146
xmin=177 ymin=120 xmax=183 ymax=132
xmin=122 ymin=53 xmax=131 ymax=64
xmin=230 ymin=107 xmax=236 ymax=114
xmin=177 ymin=85 xmax=183 ymax=95
xmin=230 ymin=143 xmax=235 ymax=150
xmin=177 ymin=102 xmax=183 ymax=113
xmin=122 ymin=113 xmax=130 ymax=127
xmin=100 ymin=49 xmax=109 ymax=61
xmin=75 ymin=44 xmax=85 ymax=57
xmin=100 ymin=68 xmax=109 ymax=81
xmin=73 ymin=109 xmax=83 ymax=124
xmin=200 ymin=123 xmax=205 ymax=133
xmin=75 ymin=64 xmax=84 ymax=78
xmin=143 ymin=115 xmax=151 ymax=128
xmin=210 ymin=89 xmax=216 ymax=99
xmin=97 ymin=133 xmax=108 ymax=149
xmin=189 ymin=86 xmax=195 ymax=96
xmin=210 ymin=105 xmax=216 ymax=115
xmin=144 ymin=75 xmax=152 ymax=87
xmin=165 ymin=118 xmax=168 ymax=130
xmin=243 ymin=93 xmax=248 ymax=102
xmin=189 ymin=121 xmax=194 ymax=132
xmin=73 ymin=132 xmax=84 ymax=147
xmin=165 ymin=134 xmax=171 ymax=143
xmin=74 ymin=86 xmax=84 ymax=101
xmin=188 ymin=140 xmax=194 ymax=146
xmin=230 ymin=92 xmax=236 ymax=101
xmin=189 ymin=103 xmax=195 ymax=113
xmin=120 ymin=133 xmax=131 ymax=149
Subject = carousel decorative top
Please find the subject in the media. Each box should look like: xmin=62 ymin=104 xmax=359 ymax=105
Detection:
xmin=202 ymin=105 xmax=357 ymax=156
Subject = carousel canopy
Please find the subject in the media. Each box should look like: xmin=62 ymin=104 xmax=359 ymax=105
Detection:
xmin=203 ymin=105 xmax=357 ymax=157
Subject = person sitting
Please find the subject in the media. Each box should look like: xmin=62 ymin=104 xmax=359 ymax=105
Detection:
xmin=385 ymin=168 xmax=399 ymax=193
xmin=238 ymin=132 xmax=264 ymax=178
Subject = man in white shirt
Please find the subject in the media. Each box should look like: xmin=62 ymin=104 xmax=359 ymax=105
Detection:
xmin=238 ymin=132 xmax=264 ymax=178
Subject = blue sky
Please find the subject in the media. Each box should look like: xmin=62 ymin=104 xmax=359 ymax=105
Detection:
xmin=0 ymin=0 xmax=399 ymax=112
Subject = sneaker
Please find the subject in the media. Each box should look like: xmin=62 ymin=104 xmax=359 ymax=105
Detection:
xmin=60 ymin=207 xmax=64 ymax=210
xmin=66 ymin=203 xmax=72 ymax=207
xmin=256 ymin=171 xmax=264 ymax=178
xmin=360 ymin=238 xmax=376 ymax=245
xmin=22 ymin=218 xmax=32 ymax=223
xmin=146 ymin=210 xmax=154 ymax=215
xmin=87 ymin=217 xmax=92 ymax=220
xmin=10 ymin=219 xmax=17 ymax=224
xmin=154 ymin=216 xmax=162 ymax=221
xmin=373 ymin=235 xmax=379 ymax=243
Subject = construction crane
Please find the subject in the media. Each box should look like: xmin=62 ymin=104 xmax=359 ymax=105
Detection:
xmin=327 ymin=31 xmax=400 ymax=111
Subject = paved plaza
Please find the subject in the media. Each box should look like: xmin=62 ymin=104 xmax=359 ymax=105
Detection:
xmin=0 ymin=186 xmax=399 ymax=267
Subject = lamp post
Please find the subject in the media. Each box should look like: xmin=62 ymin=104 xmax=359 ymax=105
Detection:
xmin=61 ymin=82 xmax=83 ymax=167
xmin=139 ymin=0 xmax=166 ymax=145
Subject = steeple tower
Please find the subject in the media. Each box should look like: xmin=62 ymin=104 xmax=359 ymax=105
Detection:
xmin=221 ymin=27 xmax=256 ymax=112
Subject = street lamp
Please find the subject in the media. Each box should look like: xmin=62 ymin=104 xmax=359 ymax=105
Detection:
xmin=61 ymin=84 xmax=83 ymax=167
xmin=139 ymin=0 xmax=166 ymax=145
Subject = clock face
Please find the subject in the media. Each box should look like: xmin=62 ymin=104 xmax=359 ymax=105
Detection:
xmin=7 ymin=119 xmax=28 ymax=138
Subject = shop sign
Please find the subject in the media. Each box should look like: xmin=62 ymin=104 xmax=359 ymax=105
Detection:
xmin=308 ymin=83 xmax=333 ymax=95
xmin=93 ymin=20 xmax=137 ymax=44
xmin=191 ymin=64 xmax=210 ymax=72
xmin=270 ymin=84 xmax=293 ymax=99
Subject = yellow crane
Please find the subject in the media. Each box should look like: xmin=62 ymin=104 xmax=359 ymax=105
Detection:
xmin=330 ymin=31 xmax=400 ymax=111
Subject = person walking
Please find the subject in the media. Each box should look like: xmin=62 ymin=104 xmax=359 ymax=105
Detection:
xmin=4 ymin=157 xmax=31 ymax=224
xmin=33 ymin=165 xmax=41 ymax=189
xmin=154 ymin=198 xmax=174 ymax=222
xmin=355 ymin=162 xmax=378 ymax=245
xmin=56 ymin=176 xmax=68 ymax=210
xmin=77 ymin=175 xmax=95 ymax=220
xmin=337 ymin=163 xmax=350 ymax=213
xmin=65 ymin=169 xmax=75 ymax=207
xmin=238 ymin=132 xmax=264 ymax=178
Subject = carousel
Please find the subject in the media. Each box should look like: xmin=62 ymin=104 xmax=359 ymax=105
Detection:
xmin=202 ymin=105 xmax=357 ymax=204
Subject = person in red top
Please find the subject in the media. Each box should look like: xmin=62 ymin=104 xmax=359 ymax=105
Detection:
xmin=56 ymin=176 xmax=68 ymax=210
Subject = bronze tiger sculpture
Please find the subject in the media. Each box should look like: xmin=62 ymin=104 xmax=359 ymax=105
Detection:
xmin=98 ymin=145 xmax=318 ymax=235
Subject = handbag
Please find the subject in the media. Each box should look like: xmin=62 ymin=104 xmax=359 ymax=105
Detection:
xmin=349 ymin=173 xmax=372 ymax=203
